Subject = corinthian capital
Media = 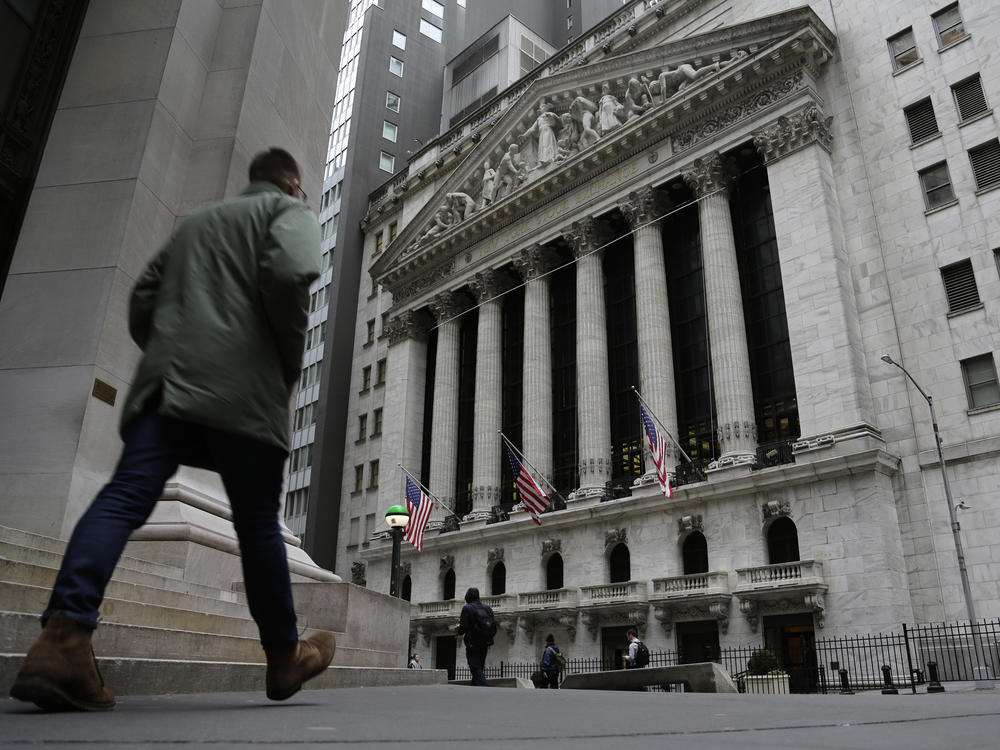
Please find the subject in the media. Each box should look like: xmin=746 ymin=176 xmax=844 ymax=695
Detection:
xmin=513 ymin=244 xmax=559 ymax=281
xmin=429 ymin=291 xmax=467 ymax=322
xmin=682 ymin=152 xmax=734 ymax=198
xmin=618 ymin=186 xmax=666 ymax=230
xmin=752 ymin=103 xmax=833 ymax=163
xmin=563 ymin=217 xmax=611 ymax=259
xmin=469 ymin=268 xmax=512 ymax=303
xmin=384 ymin=309 xmax=431 ymax=345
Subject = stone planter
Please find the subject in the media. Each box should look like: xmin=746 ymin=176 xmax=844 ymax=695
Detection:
xmin=743 ymin=674 xmax=789 ymax=694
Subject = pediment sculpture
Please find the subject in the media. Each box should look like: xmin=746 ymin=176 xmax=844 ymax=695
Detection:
xmin=409 ymin=52 xmax=746 ymax=252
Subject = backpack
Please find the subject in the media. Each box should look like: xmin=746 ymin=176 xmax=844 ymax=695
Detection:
xmin=553 ymin=648 xmax=568 ymax=673
xmin=469 ymin=602 xmax=498 ymax=644
xmin=634 ymin=640 xmax=650 ymax=667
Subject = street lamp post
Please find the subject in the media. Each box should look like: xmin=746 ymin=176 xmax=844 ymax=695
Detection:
xmin=881 ymin=354 xmax=993 ymax=688
xmin=385 ymin=504 xmax=410 ymax=598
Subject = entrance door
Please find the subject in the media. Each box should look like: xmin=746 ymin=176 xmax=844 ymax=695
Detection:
xmin=435 ymin=636 xmax=457 ymax=680
xmin=762 ymin=614 xmax=817 ymax=693
xmin=675 ymin=620 xmax=720 ymax=664
xmin=601 ymin=625 xmax=631 ymax=670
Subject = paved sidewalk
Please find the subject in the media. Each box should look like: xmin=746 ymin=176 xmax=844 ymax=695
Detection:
xmin=3 ymin=684 xmax=998 ymax=749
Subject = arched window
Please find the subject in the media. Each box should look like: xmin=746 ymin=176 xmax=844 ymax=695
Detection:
xmin=609 ymin=543 xmax=631 ymax=583
xmin=682 ymin=531 xmax=709 ymax=575
xmin=442 ymin=568 xmax=456 ymax=600
xmin=546 ymin=553 xmax=564 ymax=590
xmin=401 ymin=575 xmax=412 ymax=601
xmin=491 ymin=562 xmax=506 ymax=595
xmin=767 ymin=517 xmax=800 ymax=564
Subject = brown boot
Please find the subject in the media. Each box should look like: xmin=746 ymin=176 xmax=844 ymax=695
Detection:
xmin=265 ymin=631 xmax=336 ymax=700
xmin=9 ymin=612 xmax=116 ymax=711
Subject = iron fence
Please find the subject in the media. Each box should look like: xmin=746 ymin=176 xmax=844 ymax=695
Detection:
xmin=451 ymin=617 xmax=1000 ymax=693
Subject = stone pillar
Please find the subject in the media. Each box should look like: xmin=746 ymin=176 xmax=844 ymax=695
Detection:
xmin=618 ymin=186 xmax=679 ymax=481
xmin=468 ymin=270 xmax=507 ymax=521
xmin=683 ymin=153 xmax=757 ymax=464
xmin=514 ymin=245 xmax=559 ymax=486
xmin=428 ymin=291 xmax=464 ymax=520
xmin=753 ymin=103 xmax=876 ymax=439
xmin=379 ymin=311 xmax=431 ymax=514
xmin=566 ymin=218 xmax=612 ymax=499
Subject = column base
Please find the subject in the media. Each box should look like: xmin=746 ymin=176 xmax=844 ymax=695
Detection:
xmin=569 ymin=486 xmax=607 ymax=502
xmin=462 ymin=509 xmax=492 ymax=522
xmin=707 ymin=453 xmax=755 ymax=471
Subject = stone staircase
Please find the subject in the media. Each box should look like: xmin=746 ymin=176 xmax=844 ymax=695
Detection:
xmin=0 ymin=526 xmax=444 ymax=695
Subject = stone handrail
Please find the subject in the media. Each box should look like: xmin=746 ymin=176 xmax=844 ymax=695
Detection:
xmin=481 ymin=593 xmax=517 ymax=612
xmin=415 ymin=599 xmax=463 ymax=617
xmin=651 ymin=571 xmax=729 ymax=595
xmin=735 ymin=560 xmax=824 ymax=588
xmin=579 ymin=580 xmax=649 ymax=604
xmin=517 ymin=587 xmax=579 ymax=610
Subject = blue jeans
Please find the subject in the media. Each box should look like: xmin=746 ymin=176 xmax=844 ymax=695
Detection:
xmin=44 ymin=410 xmax=298 ymax=650
xmin=466 ymin=645 xmax=488 ymax=686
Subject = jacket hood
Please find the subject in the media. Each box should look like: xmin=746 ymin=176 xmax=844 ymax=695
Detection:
xmin=465 ymin=587 xmax=480 ymax=603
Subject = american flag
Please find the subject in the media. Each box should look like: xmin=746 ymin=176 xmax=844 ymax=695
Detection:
xmin=404 ymin=476 xmax=434 ymax=551
xmin=640 ymin=402 xmax=673 ymax=498
xmin=504 ymin=443 xmax=550 ymax=525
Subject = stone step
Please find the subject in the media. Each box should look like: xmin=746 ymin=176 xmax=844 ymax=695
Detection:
xmin=0 ymin=557 xmax=247 ymax=605
xmin=0 ymin=526 xmax=185 ymax=581
xmin=0 ymin=582 xmax=261 ymax=639
xmin=0 ymin=654 xmax=447 ymax=696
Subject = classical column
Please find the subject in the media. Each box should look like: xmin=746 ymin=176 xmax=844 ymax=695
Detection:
xmin=753 ymin=103 xmax=875 ymax=439
xmin=428 ymin=291 xmax=465 ymax=520
xmin=566 ymin=218 xmax=612 ymax=498
xmin=513 ymin=245 xmax=559 ymax=486
xmin=618 ymin=186 xmax=679 ymax=481
xmin=683 ymin=153 xmax=757 ymax=463
xmin=467 ymin=269 xmax=507 ymax=521
xmin=379 ymin=310 xmax=431 ymax=515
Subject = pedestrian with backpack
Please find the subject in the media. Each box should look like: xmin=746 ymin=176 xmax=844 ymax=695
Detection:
xmin=539 ymin=633 xmax=564 ymax=689
xmin=455 ymin=587 xmax=496 ymax=686
xmin=624 ymin=628 xmax=649 ymax=691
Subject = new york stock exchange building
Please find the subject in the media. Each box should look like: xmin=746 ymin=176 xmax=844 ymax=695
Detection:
xmin=342 ymin=1 xmax=1000 ymax=681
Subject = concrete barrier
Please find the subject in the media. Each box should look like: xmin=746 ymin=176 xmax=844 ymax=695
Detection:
xmin=560 ymin=662 xmax=738 ymax=693
xmin=447 ymin=677 xmax=535 ymax=688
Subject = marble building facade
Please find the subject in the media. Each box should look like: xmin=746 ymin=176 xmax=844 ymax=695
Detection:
xmin=343 ymin=0 xmax=1000 ymax=672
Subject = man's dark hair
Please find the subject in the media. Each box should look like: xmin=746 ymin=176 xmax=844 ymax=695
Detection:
xmin=627 ymin=628 xmax=638 ymax=638
xmin=248 ymin=147 xmax=300 ymax=186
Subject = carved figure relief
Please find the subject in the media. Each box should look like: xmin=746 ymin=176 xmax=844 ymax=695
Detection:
xmin=351 ymin=560 xmax=366 ymax=587
xmin=597 ymin=82 xmax=625 ymax=135
xmin=605 ymin=527 xmax=627 ymax=547
xmin=494 ymin=143 xmax=527 ymax=200
xmin=479 ymin=159 xmax=497 ymax=209
xmin=522 ymin=99 xmax=561 ymax=168
xmin=541 ymin=538 xmax=562 ymax=556
xmin=440 ymin=554 xmax=455 ymax=571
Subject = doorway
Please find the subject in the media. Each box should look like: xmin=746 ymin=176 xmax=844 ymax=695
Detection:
xmin=762 ymin=613 xmax=817 ymax=693
xmin=601 ymin=625 xmax=631 ymax=670
xmin=435 ymin=635 xmax=457 ymax=680
xmin=675 ymin=620 xmax=720 ymax=664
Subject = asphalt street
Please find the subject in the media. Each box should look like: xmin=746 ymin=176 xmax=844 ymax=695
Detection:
xmin=3 ymin=683 xmax=998 ymax=749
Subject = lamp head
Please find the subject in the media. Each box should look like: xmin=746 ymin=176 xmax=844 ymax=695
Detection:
xmin=385 ymin=504 xmax=410 ymax=529
xmin=880 ymin=355 xmax=894 ymax=365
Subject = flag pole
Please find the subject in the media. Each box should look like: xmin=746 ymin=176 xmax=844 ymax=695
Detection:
xmin=498 ymin=431 xmax=567 ymax=505
xmin=397 ymin=464 xmax=463 ymax=521
xmin=630 ymin=386 xmax=692 ymax=464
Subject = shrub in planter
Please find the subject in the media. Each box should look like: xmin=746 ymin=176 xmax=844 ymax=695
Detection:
xmin=747 ymin=649 xmax=784 ymax=675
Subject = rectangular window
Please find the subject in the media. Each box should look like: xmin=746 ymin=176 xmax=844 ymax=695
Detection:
xmin=373 ymin=407 xmax=383 ymax=436
xmin=420 ymin=18 xmax=442 ymax=43
xmin=362 ymin=365 xmax=371 ymax=391
xmin=903 ymin=98 xmax=939 ymax=144
xmin=369 ymin=460 xmax=380 ymax=488
xmin=366 ymin=319 xmax=376 ymax=344
xmin=389 ymin=221 xmax=398 ymax=242
xmin=919 ymin=162 xmax=956 ymax=209
xmin=567 ymin=16 xmax=573 ymax=29
xmin=392 ymin=30 xmax=406 ymax=50
xmin=382 ymin=121 xmax=398 ymax=142
xmin=354 ymin=465 xmax=364 ymax=493
xmin=457 ymin=0 xmax=465 ymax=6
xmin=953 ymin=75 xmax=989 ymax=122
xmin=962 ymin=354 xmax=1000 ymax=409
xmin=377 ymin=358 xmax=387 ymax=384
xmin=940 ymin=259 xmax=980 ymax=313
xmin=375 ymin=232 xmax=384 ymax=254
xmin=389 ymin=56 xmax=404 ymax=77
xmin=421 ymin=0 xmax=444 ymax=18
xmin=379 ymin=151 xmax=395 ymax=173
xmin=888 ymin=28 xmax=919 ymax=71
xmin=933 ymin=3 xmax=966 ymax=47
xmin=969 ymin=139 xmax=1000 ymax=191
xmin=358 ymin=414 xmax=368 ymax=441
xmin=386 ymin=91 xmax=401 ymax=112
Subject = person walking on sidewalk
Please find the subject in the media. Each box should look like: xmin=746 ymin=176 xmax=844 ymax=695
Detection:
xmin=539 ymin=633 xmax=563 ymax=689
xmin=10 ymin=148 xmax=334 ymax=712
xmin=455 ymin=587 xmax=496 ymax=687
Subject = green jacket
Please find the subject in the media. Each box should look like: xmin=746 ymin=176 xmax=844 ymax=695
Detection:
xmin=122 ymin=182 xmax=322 ymax=453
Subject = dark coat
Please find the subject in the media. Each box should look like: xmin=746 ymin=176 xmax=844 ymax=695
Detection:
xmin=122 ymin=182 xmax=321 ymax=452
xmin=540 ymin=644 xmax=561 ymax=676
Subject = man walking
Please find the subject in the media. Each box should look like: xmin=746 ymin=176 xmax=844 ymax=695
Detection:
xmin=455 ymin=587 xmax=495 ymax=686
xmin=624 ymin=628 xmax=649 ymax=691
xmin=10 ymin=148 xmax=334 ymax=711
xmin=539 ymin=633 xmax=562 ymax=689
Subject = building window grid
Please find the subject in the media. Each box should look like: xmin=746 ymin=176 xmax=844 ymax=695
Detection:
xmin=420 ymin=18 xmax=442 ymax=43
xmin=903 ymin=98 xmax=939 ymax=144
xmin=941 ymin=259 xmax=981 ymax=313
xmin=373 ymin=407 xmax=383 ymax=437
xmin=953 ymin=75 xmax=989 ymax=122
xmin=379 ymin=151 xmax=395 ymax=173
xmin=362 ymin=365 xmax=372 ymax=391
xmin=354 ymin=465 xmax=364 ymax=493
xmin=386 ymin=91 xmax=401 ymax=112
xmin=389 ymin=56 xmax=404 ymax=77
xmin=933 ymin=3 xmax=967 ymax=47
xmin=968 ymin=139 xmax=1000 ymax=192
xmin=358 ymin=414 xmax=368 ymax=441
xmin=392 ymin=29 xmax=406 ymax=49
xmin=376 ymin=358 xmax=387 ymax=384
xmin=962 ymin=354 xmax=1000 ymax=409
xmin=918 ymin=162 xmax=956 ymax=209
xmin=382 ymin=121 xmax=398 ymax=142
xmin=888 ymin=28 xmax=919 ymax=71
xmin=369 ymin=460 xmax=380 ymax=488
